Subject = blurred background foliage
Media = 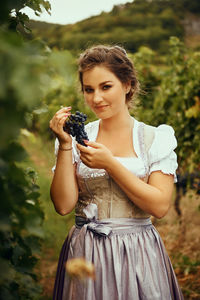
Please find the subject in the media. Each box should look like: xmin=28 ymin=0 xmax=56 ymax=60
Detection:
xmin=0 ymin=1 xmax=50 ymax=299
xmin=0 ymin=0 xmax=200 ymax=299
xmin=29 ymin=0 xmax=200 ymax=53
xmin=131 ymin=39 xmax=200 ymax=173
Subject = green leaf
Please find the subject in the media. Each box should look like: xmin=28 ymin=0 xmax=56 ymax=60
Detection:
xmin=2 ymin=141 xmax=27 ymax=162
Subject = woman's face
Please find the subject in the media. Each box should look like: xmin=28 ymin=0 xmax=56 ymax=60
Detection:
xmin=82 ymin=65 xmax=130 ymax=119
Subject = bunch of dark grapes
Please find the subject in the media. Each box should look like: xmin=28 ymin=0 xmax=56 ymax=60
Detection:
xmin=63 ymin=111 xmax=89 ymax=146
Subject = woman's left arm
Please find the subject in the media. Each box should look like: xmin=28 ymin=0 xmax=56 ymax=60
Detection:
xmin=77 ymin=141 xmax=174 ymax=219
xmin=106 ymin=159 xmax=174 ymax=219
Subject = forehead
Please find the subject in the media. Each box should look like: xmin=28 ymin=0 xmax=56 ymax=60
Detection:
xmin=82 ymin=65 xmax=119 ymax=85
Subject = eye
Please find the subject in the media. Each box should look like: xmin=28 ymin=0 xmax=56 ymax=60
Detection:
xmin=84 ymin=87 xmax=93 ymax=93
xmin=103 ymin=85 xmax=112 ymax=90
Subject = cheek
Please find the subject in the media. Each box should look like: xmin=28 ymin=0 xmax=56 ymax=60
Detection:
xmin=111 ymin=86 xmax=125 ymax=97
xmin=84 ymin=95 xmax=92 ymax=106
xmin=111 ymin=89 xmax=126 ymax=103
xmin=83 ymin=93 xmax=89 ymax=101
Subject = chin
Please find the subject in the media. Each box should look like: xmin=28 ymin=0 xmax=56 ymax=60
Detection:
xmin=95 ymin=112 xmax=112 ymax=119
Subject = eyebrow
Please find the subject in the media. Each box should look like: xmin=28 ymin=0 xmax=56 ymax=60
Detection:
xmin=83 ymin=81 xmax=113 ymax=87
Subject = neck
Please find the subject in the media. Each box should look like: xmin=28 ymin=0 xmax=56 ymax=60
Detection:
xmin=100 ymin=107 xmax=132 ymax=132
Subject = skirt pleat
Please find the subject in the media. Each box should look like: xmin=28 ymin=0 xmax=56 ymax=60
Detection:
xmin=53 ymin=226 xmax=76 ymax=300
xmin=53 ymin=220 xmax=184 ymax=300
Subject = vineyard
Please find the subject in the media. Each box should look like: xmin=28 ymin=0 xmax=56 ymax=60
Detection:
xmin=0 ymin=0 xmax=200 ymax=299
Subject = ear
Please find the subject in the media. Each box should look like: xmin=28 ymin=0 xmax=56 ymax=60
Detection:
xmin=124 ymin=81 xmax=131 ymax=94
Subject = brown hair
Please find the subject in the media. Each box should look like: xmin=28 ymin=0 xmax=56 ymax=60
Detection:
xmin=78 ymin=45 xmax=140 ymax=109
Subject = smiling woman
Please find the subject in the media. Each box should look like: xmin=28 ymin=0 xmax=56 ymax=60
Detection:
xmin=82 ymin=66 xmax=130 ymax=120
xmin=49 ymin=45 xmax=184 ymax=300
xmin=79 ymin=45 xmax=139 ymax=109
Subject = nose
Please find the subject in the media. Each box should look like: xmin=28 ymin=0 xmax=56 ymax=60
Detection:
xmin=93 ymin=90 xmax=103 ymax=104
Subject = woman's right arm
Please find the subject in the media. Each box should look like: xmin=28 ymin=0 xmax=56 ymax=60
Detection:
xmin=49 ymin=107 xmax=79 ymax=215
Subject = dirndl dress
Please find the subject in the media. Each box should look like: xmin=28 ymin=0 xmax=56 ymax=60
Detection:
xmin=52 ymin=118 xmax=184 ymax=300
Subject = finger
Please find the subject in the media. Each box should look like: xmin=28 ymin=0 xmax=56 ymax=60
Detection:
xmin=57 ymin=115 xmax=70 ymax=128
xmin=55 ymin=106 xmax=72 ymax=115
xmin=54 ymin=111 xmax=71 ymax=121
xmin=58 ymin=112 xmax=71 ymax=122
xmin=80 ymin=154 xmax=91 ymax=167
xmin=50 ymin=114 xmax=70 ymax=134
xmin=52 ymin=112 xmax=70 ymax=130
xmin=83 ymin=140 xmax=102 ymax=149
xmin=77 ymin=143 xmax=92 ymax=153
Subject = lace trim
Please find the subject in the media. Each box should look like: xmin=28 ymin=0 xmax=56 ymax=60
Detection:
xmin=77 ymin=163 xmax=147 ymax=179
xmin=77 ymin=161 xmax=108 ymax=178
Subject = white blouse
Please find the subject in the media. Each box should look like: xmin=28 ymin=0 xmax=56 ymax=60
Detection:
xmin=53 ymin=118 xmax=178 ymax=182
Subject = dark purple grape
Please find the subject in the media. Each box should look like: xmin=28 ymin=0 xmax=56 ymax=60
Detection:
xmin=63 ymin=111 xmax=89 ymax=146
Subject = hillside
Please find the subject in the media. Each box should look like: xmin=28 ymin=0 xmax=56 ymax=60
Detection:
xmin=29 ymin=0 xmax=200 ymax=53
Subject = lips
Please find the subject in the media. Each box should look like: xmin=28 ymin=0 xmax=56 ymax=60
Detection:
xmin=95 ymin=105 xmax=109 ymax=109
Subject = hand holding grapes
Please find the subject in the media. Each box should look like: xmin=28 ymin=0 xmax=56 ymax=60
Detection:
xmin=49 ymin=107 xmax=72 ymax=147
xmin=77 ymin=141 xmax=114 ymax=170
xmin=63 ymin=111 xmax=89 ymax=146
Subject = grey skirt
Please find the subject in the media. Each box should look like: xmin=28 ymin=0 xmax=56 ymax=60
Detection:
xmin=53 ymin=217 xmax=184 ymax=300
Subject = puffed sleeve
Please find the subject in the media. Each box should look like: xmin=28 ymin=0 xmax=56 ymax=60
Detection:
xmin=51 ymin=136 xmax=79 ymax=172
xmin=148 ymin=125 xmax=178 ymax=182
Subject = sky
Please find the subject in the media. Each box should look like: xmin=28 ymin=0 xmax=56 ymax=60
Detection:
xmin=22 ymin=0 xmax=133 ymax=25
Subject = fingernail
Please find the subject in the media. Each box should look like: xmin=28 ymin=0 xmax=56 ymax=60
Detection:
xmin=83 ymin=139 xmax=88 ymax=144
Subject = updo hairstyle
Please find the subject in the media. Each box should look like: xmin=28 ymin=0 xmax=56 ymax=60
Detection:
xmin=78 ymin=45 xmax=140 ymax=109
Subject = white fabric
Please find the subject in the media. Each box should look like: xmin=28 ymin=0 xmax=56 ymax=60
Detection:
xmin=53 ymin=118 xmax=178 ymax=182
xmin=148 ymin=124 xmax=178 ymax=181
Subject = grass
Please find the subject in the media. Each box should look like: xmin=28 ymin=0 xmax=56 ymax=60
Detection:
xmin=156 ymin=192 xmax=200 ymax=299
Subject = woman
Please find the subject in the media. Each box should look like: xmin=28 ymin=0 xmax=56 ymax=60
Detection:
xmin=50 ymin=45 xmax=184 ymax=299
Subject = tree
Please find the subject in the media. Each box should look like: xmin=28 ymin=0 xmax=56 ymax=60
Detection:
xmin=0 ymin=0 xmax=51 ymax=31
xmin=0 ymin=1 xmax=51 ymax=299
